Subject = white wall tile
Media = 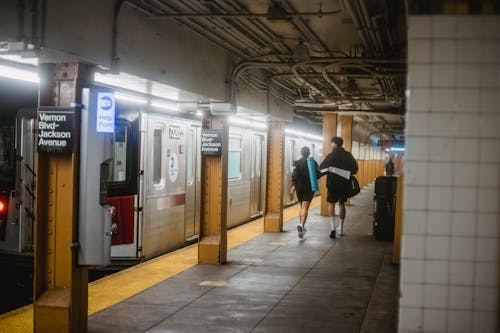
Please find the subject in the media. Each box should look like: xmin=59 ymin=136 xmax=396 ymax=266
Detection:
xmin=478 ymin=189 xmax=499 ymax=213
xmin=403 ymin=210 xmax=427 ymax=235
xmin=472 ymin=311 xmax=497 ymax=333
xmin=428 ymin=211 xmax=451 ymax=235
xmin=426 ymin=236 xmax=451 ymax=260
xmin=430 ymin=114 xmax=456 ymax=137
xmin=425 ymin=260 xmax=449 ymax=284
xmin=407 ymin=113 xmax=430 ymax=136
xmin=483 ymin=16 xmax=500 ymax=39
xmin=476 ymin=213 xmax=499 ymax=237
xmin=432 ymin=16 xmax=456 ymax=38
xmin=400 ymin=283 xmax=424 ymax=307
xmin=475 ymin=238 xmax=498 ymax=262
xmin=473 ymin=287 xmax=498 ymax=311
xmin=480 ymin=66 xmax=500 ymax=88
xmin=454 ymin=139 xmax=480 ymax=162
xmin=479 ymin=114 xmax=500 ymax=138
xmin=451 ymin=237 xmax=476 ymax=261
xmin=428 ymin=187 xmax=452 ymax=211
xmin=456 ymin=64 xmax=482 ymax=88
xmin=405 ymin=161 xmax=429 ymax=186
xmin=456 ymin=89 xmax=480 ymax=113
xmin=399 ymin=307 xmax=423 ymax=331
xmin=450 ymin=261 xmax=474 ymax=285
xmin=452 ymin=114 xmax=481 ymax=138
xmin=433 ymin=39 xmax=457 ymax=63
xmin=457 ymin=40 xmax=482 ymax=63
xmin=475 ymin=263 xmax=498 ymax=287
xmin=406 ymin=138 xmax=429 ymax=161
xmin=409 ymin=64 xmax=432 ymax=87
xmin=429 ymin=137 xmax=454 ymax=162
xmin=423 ymin=309 xmax=448 ymax=332
xmin=453 ymin=163 xmax=478 ymax=187
xmin=453 ymin=187 xmax=478 ymax=212
xmin=404 ymin=185 xmax=428 ymax=211
xmin=482 ymin=40 xmax=500 ymax=64
xmin=479 ymin=89 xmax=500 ymax=112
xmin=409 ymin=39 xmax=432 ymax=63
xmin=408 ymin=88 xmax=431 ymax=111
xmin=456 ymin=16 xmax=482 ymax=39
xmin=431 ymin=88 xmax=457 ymax=112
xmin=449 ymin=286 xmax=474 ymax=310
xmin=432 ymin=64 xmax=456 ymax=87
xmin=429 ymin=162 xmax=453 ymax=186
xmin=478 ymin=165 xmax=499 ymax=188
xmin=402 ymin=234 xmax=426 ymax=259
xmin=451 ymin=212 xmax=476 ymax=236
xmin=409 ymin=16 xmax=433 ymax=39
xmin=447 ymin=310 xmax=472 ymax=333
xmin=479 ymin=139 xmax=500 ymax=163
xmin=401 ymin=259 xmax=425 ymax=283
xmin=424 ymin=284 xmax=449 ymax=308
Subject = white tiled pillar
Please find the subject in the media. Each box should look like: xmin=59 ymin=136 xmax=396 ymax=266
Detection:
xmin=400 ymin=15 xmax=500 ymax=333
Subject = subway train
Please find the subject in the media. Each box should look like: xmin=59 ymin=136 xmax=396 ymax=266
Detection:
xmin=0 ymin=94 xmax=323 ymax=265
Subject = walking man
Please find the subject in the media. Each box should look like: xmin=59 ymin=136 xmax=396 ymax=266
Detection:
xmin=291 ymin=146 xmax=320 ymax=238
xmin=319 ymin=136 xmax=358 ymax=238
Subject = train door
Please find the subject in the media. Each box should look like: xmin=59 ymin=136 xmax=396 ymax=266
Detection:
xmin=250 ymin=134 xmax=264 ymax=216
xmin=184 ymin=124 xmax=201 ymax=242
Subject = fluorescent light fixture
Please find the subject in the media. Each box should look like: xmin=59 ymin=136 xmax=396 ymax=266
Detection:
xmin=0 ymin=54 xmax=38 ymax=66
xmin=0 ymin=64 xmax=39 ymax=83
xmin=195 ymin=110 xmax=203 ymax=117
xmin=151 ymin=101 xmax=179 ymax=112
xmin=285 ymin=128 xmax=322 ymax=142
xmin=391 ymin=147 xmax=405 ymax=152
xmin=115 ymin=92 xmax=147 ymax=104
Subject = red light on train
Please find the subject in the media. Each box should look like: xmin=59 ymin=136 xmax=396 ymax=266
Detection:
xmin=0 ymin=198 xmax=7 ymax=214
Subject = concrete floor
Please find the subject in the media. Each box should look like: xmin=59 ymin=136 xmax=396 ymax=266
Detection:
xmin=89 ymin=185 xmax=399 ymax=333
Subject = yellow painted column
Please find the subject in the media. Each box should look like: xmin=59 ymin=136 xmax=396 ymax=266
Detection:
xmin=34 ymin=63 xmax=91 ymax=332
xmin=198 ymin=114 xmax=228 ymax=264
xmin=320 ymin=113 xmax=337 ymax=216
xmin=264 ymin=120 xmax=288 ymax=232
xmin=338 ymin=115 xmax=353 ymax=151
xmin=264 ymin=120 xmax=285 ymax=232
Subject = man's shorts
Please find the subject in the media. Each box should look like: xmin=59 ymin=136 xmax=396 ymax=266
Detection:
xmin=327 ymin=190 xmax=347 ymax=204
xmin=297 ymin=190 xmax=314 ymax=203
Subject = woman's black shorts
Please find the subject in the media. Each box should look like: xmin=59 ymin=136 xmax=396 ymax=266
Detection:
xmin=296 ymin=190 xmax=314 ymax=203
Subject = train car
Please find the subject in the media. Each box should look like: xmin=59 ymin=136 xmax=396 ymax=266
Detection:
xmin=0 ymin=95 xmax=323 ymax=265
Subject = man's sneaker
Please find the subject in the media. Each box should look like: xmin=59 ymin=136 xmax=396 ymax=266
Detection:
xmin=329 ymin=229 xmax=336 ymax=239
xmin=297 ymin=225 xmax=304 ymax=238
xmin=337 ymin=229 xmax=344 ymax=236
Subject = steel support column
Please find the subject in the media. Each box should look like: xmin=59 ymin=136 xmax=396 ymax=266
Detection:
xmin=338 ymin=115 xmax=353 ymax=152
xmin=264 ymin=120 xmax=284 ymax=232
xmin=198 ymin=114 xmax=228 ymax=264
xmin=34 ymin=63 xmax=92 ymax=332
xmin=320 ymin=113 xmax=337 ymax=216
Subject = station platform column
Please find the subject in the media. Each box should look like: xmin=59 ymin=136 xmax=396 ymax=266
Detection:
xmin=264 ymin=120 xmax=284 ymax=232
xmin=198 ymin=114 xmax=229 ymax=264
xmin=320 ymin=113 xmax=337 ymax=216
xmin=34 ymin=63 xmax=92 ymax=332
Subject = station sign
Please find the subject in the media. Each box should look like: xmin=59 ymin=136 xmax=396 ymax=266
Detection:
xmin=201 ymin=129 xmax=222 ymax=156
xmin=96 ymin=92 xmax=115 ymax=133
xmin=37 ymin=107 xmax=75 ymax=154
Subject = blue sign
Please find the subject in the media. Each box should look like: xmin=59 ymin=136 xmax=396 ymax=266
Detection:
xmin=96 ymin=92 xmax=115 ymax=133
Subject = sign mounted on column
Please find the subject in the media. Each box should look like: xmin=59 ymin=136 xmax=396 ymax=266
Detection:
xmin=201 ymin=129 xmax=222 ymax=156
xmin=37 ymin=107 xmax=75 ymax=153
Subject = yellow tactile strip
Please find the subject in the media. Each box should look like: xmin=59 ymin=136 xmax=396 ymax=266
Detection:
xmin=0 ymin=196 xmax=319 ymax=332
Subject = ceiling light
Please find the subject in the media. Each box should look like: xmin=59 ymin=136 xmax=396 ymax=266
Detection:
xmin=0 ymin=64 xmax=39 ymax=83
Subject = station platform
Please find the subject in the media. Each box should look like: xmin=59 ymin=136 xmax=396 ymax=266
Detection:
xmin=0 ymin=184 xmax=399 ymax=332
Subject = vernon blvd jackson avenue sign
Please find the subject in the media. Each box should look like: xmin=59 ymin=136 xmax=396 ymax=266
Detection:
xmin=37 ymin=107 xmax=75 ymax=153
xmin=201 ymin=129 xmax=222 ymax=156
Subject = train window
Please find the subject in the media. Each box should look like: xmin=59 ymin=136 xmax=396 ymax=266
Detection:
xmin=228 ymin=136 xmax=241 ymax=179
xmin=186 ymin=129 xmax=194 ymax=185
xmin=254 ymin=135 xmax=262 ymax=177
xmin=289 ymin=140 xmax=296 ymax=171
xmin=311 ymin=143 xmax=315 ymax=160
xmin=0 ymin=124 xmax=15 ymax=186
xmin=153 ymin=129 xmax=162 ymax=184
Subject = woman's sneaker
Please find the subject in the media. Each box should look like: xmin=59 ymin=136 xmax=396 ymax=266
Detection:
xmin=329 ymin=229 xmax=336 ymax=239
xmin=297 ymin=225 xmax=304 ymax=238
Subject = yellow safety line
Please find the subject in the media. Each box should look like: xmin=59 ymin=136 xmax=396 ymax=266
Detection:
xmin=0 ymin=197 xmax=320 ymax=332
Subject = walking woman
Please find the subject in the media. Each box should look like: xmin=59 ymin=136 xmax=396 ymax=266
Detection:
xmin=290 ymin=146 xmax=320 ymax=238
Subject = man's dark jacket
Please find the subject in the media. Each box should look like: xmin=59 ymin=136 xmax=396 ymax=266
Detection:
xmin=319 ymin=148 xmax=358 ymax=193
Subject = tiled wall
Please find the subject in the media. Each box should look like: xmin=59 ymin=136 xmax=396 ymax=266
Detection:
xmin=401 ymin=15 xmax=500 ymax=333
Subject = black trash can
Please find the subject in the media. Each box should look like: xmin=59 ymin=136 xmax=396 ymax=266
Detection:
xmin=373 ymin=176 xmax=397 ymax=241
